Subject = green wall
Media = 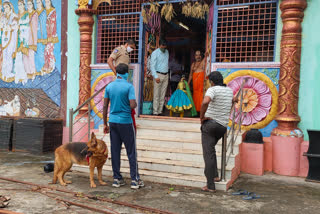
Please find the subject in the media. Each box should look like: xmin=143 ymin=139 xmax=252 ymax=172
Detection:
xmin=298 ymin=0 xmax=320 ymax=140
xmin=275 ymin=3 xmax=282 ymax=62
xmin=67 ymin=3 xmax=80 ymax=125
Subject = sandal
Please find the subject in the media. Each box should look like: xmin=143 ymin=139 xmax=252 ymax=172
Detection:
xmin=243 ymin=192 xmax=260 ymax=200
xmin=214 ymin=177 xmax=221 ymax=182
xmin=201 ymin=186 xmax=216 ymax=193
xmin=0 ymin=195 xmax=11 ymax=202
xmin=0 ymin=201 xmax=9 ymax=208
xmin=232 ymin=189 xmax=248 ymax=195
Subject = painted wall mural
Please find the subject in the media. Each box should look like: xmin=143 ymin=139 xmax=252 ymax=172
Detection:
xmin=0 ymin=88 xmax=60 ymax=118
xmin=0 ymin=0 xmax=61 ymax=109
xmin=217 ymin=68 xmax=280 ymax=137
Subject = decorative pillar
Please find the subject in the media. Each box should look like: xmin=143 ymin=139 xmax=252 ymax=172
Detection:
xmin=75 ymin=7 xmax=95 ymax=113
xmin=271 ymin=0 xmax=307 ymax=176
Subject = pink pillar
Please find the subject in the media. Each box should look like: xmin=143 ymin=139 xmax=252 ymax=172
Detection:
xmin=241 ymin=143 xmax=264 ymax=176
xmin=271 ymin=135 xmax=302 ymax=176
xmin=271 ymin=0 xmax=307 ymax=176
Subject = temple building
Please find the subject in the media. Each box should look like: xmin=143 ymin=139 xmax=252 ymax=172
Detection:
xmin=0 ymin=0 xmax=319 ymax=190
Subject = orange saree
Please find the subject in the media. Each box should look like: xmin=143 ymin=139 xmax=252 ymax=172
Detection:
xmin=192 ymin=71 xmax=205 ymax=112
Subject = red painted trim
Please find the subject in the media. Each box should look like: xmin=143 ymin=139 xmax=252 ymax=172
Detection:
xmin=60 ymin=0 xmax=68 ymax=125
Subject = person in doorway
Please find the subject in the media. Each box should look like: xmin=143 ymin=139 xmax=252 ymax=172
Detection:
xmin=107 ymin=39 xmax=137 ymax=76
xmin=103 ymin=63 xmax=144 ymax=189
xmin=200 ymin=71 xmax=234 ymax=192
xmin=188 ymin=50 xmax=206 ymax=112
xmin=150 ymin=39 xmax=169 ymax=116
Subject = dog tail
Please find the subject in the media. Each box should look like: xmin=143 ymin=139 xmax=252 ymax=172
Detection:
xmin=52 ymin=151 xmax=60 ymax=184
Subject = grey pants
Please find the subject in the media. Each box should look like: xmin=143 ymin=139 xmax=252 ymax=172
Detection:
xmin=153 ymin=73 xmax=169 ymax=115
xmin=201 ymin=120 xmax=227 ymax=190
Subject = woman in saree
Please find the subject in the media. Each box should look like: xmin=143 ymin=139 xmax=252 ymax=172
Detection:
xmin=25 ymin=0 xmax=38 ymax=79
xmin=35 ymin=0 xmax=47 ymax=73
xmin=43 ymin=0 xmax=58 ymax=74
xmin=188 ymin=50 xmax=206 ymax=112
xmin=14 ymin=0 xmax=30 ymax=84
xmin=1 ymin=1 xmax=18 ymax=82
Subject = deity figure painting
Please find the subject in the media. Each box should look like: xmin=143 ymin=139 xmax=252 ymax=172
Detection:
xmin=14 ymin=0 xmax=30 ymax=84
xmin=35 ymin=0 xmax=46 ymax=74
xmin=0 ymin=95 xmax=21 ymax=116
xmin=1 ymin=1 xmax=18 ymax=82
xmin=43 ymin=0 xmax=58 ymax=74
xmin=25 ymin=0 xmax=38 ymax=79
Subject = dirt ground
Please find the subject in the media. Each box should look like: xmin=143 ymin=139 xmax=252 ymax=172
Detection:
xmin=1 ymin=151 xmax=320 ymax=214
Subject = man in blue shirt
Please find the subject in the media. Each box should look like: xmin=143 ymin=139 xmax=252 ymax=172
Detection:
xmin=150 ymin=39 xmax=169 ymax=115
xmin=103 ymin=63 xmax=144 ymax=189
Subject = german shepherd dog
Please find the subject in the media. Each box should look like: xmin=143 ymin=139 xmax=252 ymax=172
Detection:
xmin=52 ymin=132 xmax=108 ymax=188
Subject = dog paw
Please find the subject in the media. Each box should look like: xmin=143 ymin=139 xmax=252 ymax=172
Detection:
xmin=99 ymin=181 xmax=107 ymax=186
xmin=90 ymin=183 xmax=97 ymax=188
xmin=65 ymin=180 xmax=72 ymax=184
xmin=60 ymin=183 xmax=67 ymax=186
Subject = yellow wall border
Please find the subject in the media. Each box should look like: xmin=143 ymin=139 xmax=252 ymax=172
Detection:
xmin=90 ymin=72 xmax=115 ymax=119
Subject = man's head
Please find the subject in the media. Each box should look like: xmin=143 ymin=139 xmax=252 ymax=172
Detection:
xmin=125 ymin=39 xmax=137 ymax=53
xmin=195 ymin=50 xmax=203 ymax=62
xmin=159 ymin=39 xmax=167 ymax=53
xmin=209 ymin=71 xmax=224 ymax=86
xmin=116 ymin=63 xmax=129 ymax=74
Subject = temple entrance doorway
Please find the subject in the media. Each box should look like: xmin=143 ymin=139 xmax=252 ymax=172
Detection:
xmin=140 ymin=1 xmax=214 ymax=119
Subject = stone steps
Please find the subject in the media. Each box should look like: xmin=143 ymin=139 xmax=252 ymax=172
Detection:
xmin=80 ymin=117 xmax=242 ymax=191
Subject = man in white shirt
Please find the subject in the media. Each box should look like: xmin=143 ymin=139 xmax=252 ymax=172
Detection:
xmin=150 ymin=39 xmax=169 ymax=116
xmin=200 ymin=71 xmax=234 ymax=192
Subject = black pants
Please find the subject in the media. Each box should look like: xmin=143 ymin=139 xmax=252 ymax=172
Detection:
xmin=201 ymin=120 xmax=227 ymax=190
xmin=109 ymin=123 xmax=140 ymax=181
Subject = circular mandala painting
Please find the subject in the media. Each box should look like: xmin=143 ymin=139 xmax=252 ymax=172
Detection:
xmin=91 ymin=73 xmax=115 ymax=118
xmin=225 ymin=70 xmax=278 ymax=130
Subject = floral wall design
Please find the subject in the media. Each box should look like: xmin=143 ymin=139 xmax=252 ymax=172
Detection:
xmin=218 ymin=68 xmax=280 ymax=137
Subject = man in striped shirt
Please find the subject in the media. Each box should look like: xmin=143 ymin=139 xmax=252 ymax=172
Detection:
xmin=200 ymin=71 xmax=234 ymax=192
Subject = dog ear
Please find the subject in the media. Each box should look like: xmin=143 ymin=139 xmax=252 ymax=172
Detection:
xmin=91 ymin=132 xmax=96 ymax=138
xmin=89 ymin=133 xmax=97 ymax=147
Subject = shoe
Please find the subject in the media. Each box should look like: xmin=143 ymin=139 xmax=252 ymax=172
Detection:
xmin=131 ymin=179 xmax=144 ymax=189
xmin=112 ymin=179 xmax=126 ymax=188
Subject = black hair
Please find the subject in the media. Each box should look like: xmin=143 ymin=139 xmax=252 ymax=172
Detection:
xmin=209 ymin=71 xmax=225 ymax=86
xmin=159 ymin=39 xmax=168 ymax=46
xmin=116 ymin=63 xmax=129 ymax=74
xmin=126 ymin=38 xmax=137 ymax=46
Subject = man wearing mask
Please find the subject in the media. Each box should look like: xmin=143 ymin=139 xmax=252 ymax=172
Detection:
xmin=103 ymin=63 xmax=144 ymax=189
xmin=107 ymin=39 xmax=136 ymax=75
xmin=150 ymin=39 xmax=169 ymax=116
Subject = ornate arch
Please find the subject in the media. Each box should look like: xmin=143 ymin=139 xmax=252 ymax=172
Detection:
xmin=93 ymin=0 xmax=111 ymax=10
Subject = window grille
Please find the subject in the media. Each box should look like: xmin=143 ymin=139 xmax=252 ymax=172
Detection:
xmin=217 ymin=0 xmax=269 ymax=5
xmin=96 ymin=1 xmax=144 ymax=63
xmin=97 ymin=1 xmax=143 ymax=15
xmin=215 ymin=2 xmax=277 ymax=62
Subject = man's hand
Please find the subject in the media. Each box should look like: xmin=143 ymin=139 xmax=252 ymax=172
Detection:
xmin=200 ymin=117 xmax=211 ymax=125
xmin=104 ymin=124 xmax=110 ymax=134
xmin=232 ymin=96 xmax=239 ymax=103
xmin=155 ymin=78 xmax=160 ymax=83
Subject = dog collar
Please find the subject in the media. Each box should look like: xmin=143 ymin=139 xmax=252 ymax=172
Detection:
xmin=86 ymin=148 xmax=108 ymax=164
